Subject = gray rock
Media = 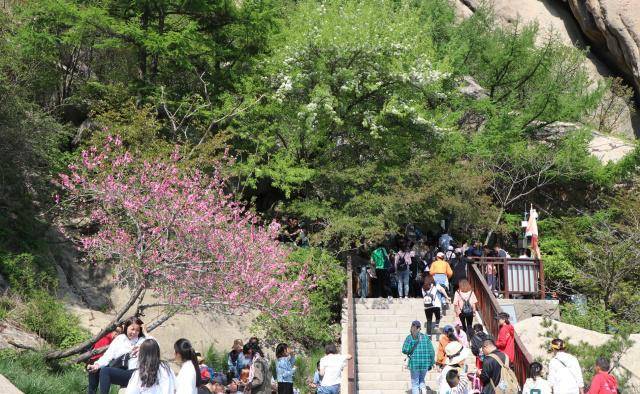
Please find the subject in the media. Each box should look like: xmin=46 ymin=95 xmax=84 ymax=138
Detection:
xmin=458 ymin=76 xmax=489 ymax=100
xmin=0 ymin=322 xmax=45 ymax=351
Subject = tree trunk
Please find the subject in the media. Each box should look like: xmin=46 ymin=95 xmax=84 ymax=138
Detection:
xmin=45 ymin=285 xmax=145 ymax=360
xmin=484 ymin=206 xmax=504 ymax=245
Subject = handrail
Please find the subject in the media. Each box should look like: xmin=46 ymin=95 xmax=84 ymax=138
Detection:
xmin=346 ymin=257 xmax=357 ymax=394
xmin=468 ymin=263 xmax=533 ymax=386
xmin=471 ymin=256 xmax=545 ymax=299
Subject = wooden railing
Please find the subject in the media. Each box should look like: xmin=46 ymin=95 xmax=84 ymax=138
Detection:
xmin=468 ymin=263 xmax=533 ymax=386
xmin=345 ymin=257 xmax=357 ymax=394
xmin=471 ymin=257 xmax=545 ymax=299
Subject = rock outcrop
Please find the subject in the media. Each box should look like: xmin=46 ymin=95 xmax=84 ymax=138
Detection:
xmin=0 ymin=322 xmax=45 ymax=351
xmin=563 ymin=0 xmax=640 ymax=94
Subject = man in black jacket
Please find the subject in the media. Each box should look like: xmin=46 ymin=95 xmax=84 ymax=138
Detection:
xmin=479 ymin=339 xmax=507 ymax=394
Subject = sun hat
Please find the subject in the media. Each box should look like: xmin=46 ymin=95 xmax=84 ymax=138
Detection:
xmin=445 ymin=341 xmax=470 ymax=366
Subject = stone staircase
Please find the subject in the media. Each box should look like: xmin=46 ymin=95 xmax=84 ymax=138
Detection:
xmin=354 ymin=298 xmax=478 ymax=394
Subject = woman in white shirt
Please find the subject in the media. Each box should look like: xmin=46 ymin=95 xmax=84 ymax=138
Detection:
xmin=87 ymin=316 xmax=151 ymax=394
xmin=174 ymin=338 xmax=200 ymax=394
xmin=126 ymin=339 xmax=176 ymax=394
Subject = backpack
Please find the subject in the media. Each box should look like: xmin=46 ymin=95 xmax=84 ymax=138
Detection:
xmin=423 ymin=287 xmax=435 ymax=308
xmin=397 ymin=253 xmax=408 ymax=271
xmin=459 ymin=291 xmax=474 ymax=316
xmin=199 ymin=365 xmax=212 ymax=383
xmin=488 ymin=353 xmax=520 ymax=394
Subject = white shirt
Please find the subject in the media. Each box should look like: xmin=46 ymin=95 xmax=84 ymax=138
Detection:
xmin=95 ymin=334 xmax=153 ymax=370
xmin=126 ymin=363 xmax=176 ymax=394
xmin=548 ymin=352 xmax=584 ymax=394
xmin=422 ymin=285 xmax=444 ymax=309
xmin=175 ymin=362 xmax=198 ymax=394
xmin=522 ymin=377 xmax=552 ymax=394
xmin=319 ymin=354 xmax=348 ymax=386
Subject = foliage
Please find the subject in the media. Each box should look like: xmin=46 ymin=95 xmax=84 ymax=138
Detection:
xmin=0 ymin=350 xmax=119 ymax=394
xmin=0 ymin=253 xmax=57 ymax=297
xmin=21 ymin=291 xmax=90 ymax=348
xmin=57 ymin=138 xmax=309 ymax=331
xmin=253 ymin=247 xmax=346 ymax=349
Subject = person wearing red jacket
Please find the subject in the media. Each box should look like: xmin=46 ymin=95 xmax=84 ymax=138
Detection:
xmin=495 ymin=312 xmax=515 ymax=363
xmin=587 ymin=357 xmax=618 ymax=394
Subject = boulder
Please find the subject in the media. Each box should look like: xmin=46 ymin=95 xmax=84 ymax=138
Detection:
xmin=452 ymin=0 xmax=638 ymax=139
xmin=563 ymin=0 xmax=640 ymax=95
xmin=0 ymin=374 xmax=23 ymax=394
xmin=458 ymin=76 xmax=489 ymax=100
xmin=0 ymin=322 xmax=45 ymax=351
xmin=515 ymin=316 xmax=640 ymax=389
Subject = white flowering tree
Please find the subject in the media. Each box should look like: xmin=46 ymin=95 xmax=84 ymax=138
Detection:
xmin=233 ymin=0 xmax=494 ymax=245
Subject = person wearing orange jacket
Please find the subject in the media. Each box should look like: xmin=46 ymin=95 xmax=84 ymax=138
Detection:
xmin=429 ymin=252 xmax=453 ymax=304
xmin=495 ymin=312 xmax=515 ymax=363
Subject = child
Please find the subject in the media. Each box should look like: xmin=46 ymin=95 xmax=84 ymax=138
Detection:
xmin=276 ymin=343 xmax=296 ymax=394
xmin=522 ymin=362 xmax=552 ymax=394
xmin=442 ymin=369 xmax=459 ymax=394
xmin=308 ymin=361 xmax=321 ymax=393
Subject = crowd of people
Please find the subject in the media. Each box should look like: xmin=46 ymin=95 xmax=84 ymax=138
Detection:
xmin=86 ymin=317 xmax=353 ymax=394
xmin=402 ymin=321 xmax=619 ymax=394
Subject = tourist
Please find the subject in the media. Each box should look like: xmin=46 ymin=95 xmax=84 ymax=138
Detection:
xmin=436 ymin=326 xmax=458 ymax=367
xmin=495 ymin=312 xmax=515 ymax=364
xmin=493 ymin=244 xmax=510 ymax=259
xmin=429 ymin=252 xmax=453 ymax=297
xmin=196 ymin=354 xmax=213 ymax=384
xmin=318 ymin=343 xmax=352 ymax=394
xmin=174 ymin=338 xmax=200 ymax=394
xmin=453 ymin=279 xmax=477 ymax=336
xmin=87 ymin=324 xmax=124 ymax=394
xmin=125 ymin=339 xmax=175 ymax=394
xmin=521 ymin=361 xmax=552 ymax=394
xmin=308 ymin=361 xmax=321 ymax=392
xmin=479 ymin=339 xmax=508 ymax=394
xmin=395 ymin=243 xmax=414 ymax=299
xmin=454 ymin=323 xmax=469 ymax=348
xmin=227 ymin=339 xmax=245 ymax=379
xmin=371 ymin=243 xmax=391 ymax=300
xmin=401 ymin=321 xmax=435 ymax=394
xmin=587 ymin=357 xmax=618 ymax=394
xmin=464 ymin=241 xmax=483 ymax=258
xmin=445 ymin=245 xmax=456 ymax=262
xmin=87 ymin=316 xmax=150 ymax=394
xmin=450 ymin=249 xmax=467 ymax=294
xmin=470 ymin=324 xmax=491 ymax=371
xmin=437 ymin=341 xmax=471 ymax=394
xmin=422 ymin=275 xmax=450 ymax=336
xmin=547 ymin=339 xmax=584 ymax=394
xmin=439 ymin=232 xmax=454 ymax=252
xmin=244 ymin=342 xmax=271 ymax=394
xmin=275 ymin=343 xmax=296 ymax=394
xmin=445 ymin=369 xmax=461 ymax=393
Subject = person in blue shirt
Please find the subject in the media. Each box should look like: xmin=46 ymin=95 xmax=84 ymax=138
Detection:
xmin=275 ymin=342 xmax=296 ymax=394
xmin=227 ymin=339 xmax=246 ymax=379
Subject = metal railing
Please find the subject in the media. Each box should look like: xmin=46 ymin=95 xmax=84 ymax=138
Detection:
xmin=345 ymin=257 xmax=357 ymax=394
xmin=471 ymin=256 xmax=545 ymax=299
xmin=468 ymin=263 xmax=533 ymax=386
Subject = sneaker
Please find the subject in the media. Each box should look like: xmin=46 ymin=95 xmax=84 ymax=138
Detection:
xmin=404 ymin=296 xmax=409 ymax=299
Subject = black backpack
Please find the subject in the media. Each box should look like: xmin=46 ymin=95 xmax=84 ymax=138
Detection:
xmin=397 ymin=252 xmax=408 ymax=271
xmin=459 ymin=291 xmax=474 ymax=316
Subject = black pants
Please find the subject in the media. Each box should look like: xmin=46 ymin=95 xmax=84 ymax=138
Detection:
xmin=424 ymin=307 xmax=441 ymax=335
xmin=88 ymin=371 xmax=99 ymax=394
xmin=278 ymin=382 xmax=294 ymax=394
xmin=375 ymin=269 xmax=390 ymax=297
xmin=459 ymin=312 xmax=474 ymax=337
xmin=97 ymin=367 xmax=134 ymax=394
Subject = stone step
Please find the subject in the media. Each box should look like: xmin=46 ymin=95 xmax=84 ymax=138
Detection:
xmin=358 ymin=371 xmax=440 ymax=382
xmin=357 ymin=355 xmax=405 ymax=365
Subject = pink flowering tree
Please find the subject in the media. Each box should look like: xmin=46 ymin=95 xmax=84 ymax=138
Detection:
xmin=47 ymin=136 xmax=308 ymax=360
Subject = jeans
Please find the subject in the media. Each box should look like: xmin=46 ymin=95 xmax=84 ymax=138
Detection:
xmin=98 ymin=367 xmax=134 ymax=394
xmin=410 ymin=368 xmax=427 ymax=394
xmin=318 ymin=384 xmax=340 ymax=394
xmin=88 ymin=371 xmax=99 ymax=394
xmin=358 ymin=267 xmax=369 ymax=298
xmin=397 ymin=270 xmax=410 ymax=297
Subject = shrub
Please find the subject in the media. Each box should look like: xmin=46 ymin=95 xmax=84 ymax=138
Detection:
xmin=0 ymin=252 xmax=57 ymax=297
xmin=253 ymin=247 xmax=346 ymax=349
xmin=21 ymin=291 xmax=90 ymax=348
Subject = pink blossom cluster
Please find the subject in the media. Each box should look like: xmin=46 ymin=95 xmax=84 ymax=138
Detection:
xmin=58 ymin=137 xmax=309 ymax=316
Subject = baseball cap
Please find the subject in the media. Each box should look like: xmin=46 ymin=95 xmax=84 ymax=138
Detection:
xmin=411 ymin=320 xmax=421 ymax=328
xmin=436 ymin=252 xmax=445 ymax=258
